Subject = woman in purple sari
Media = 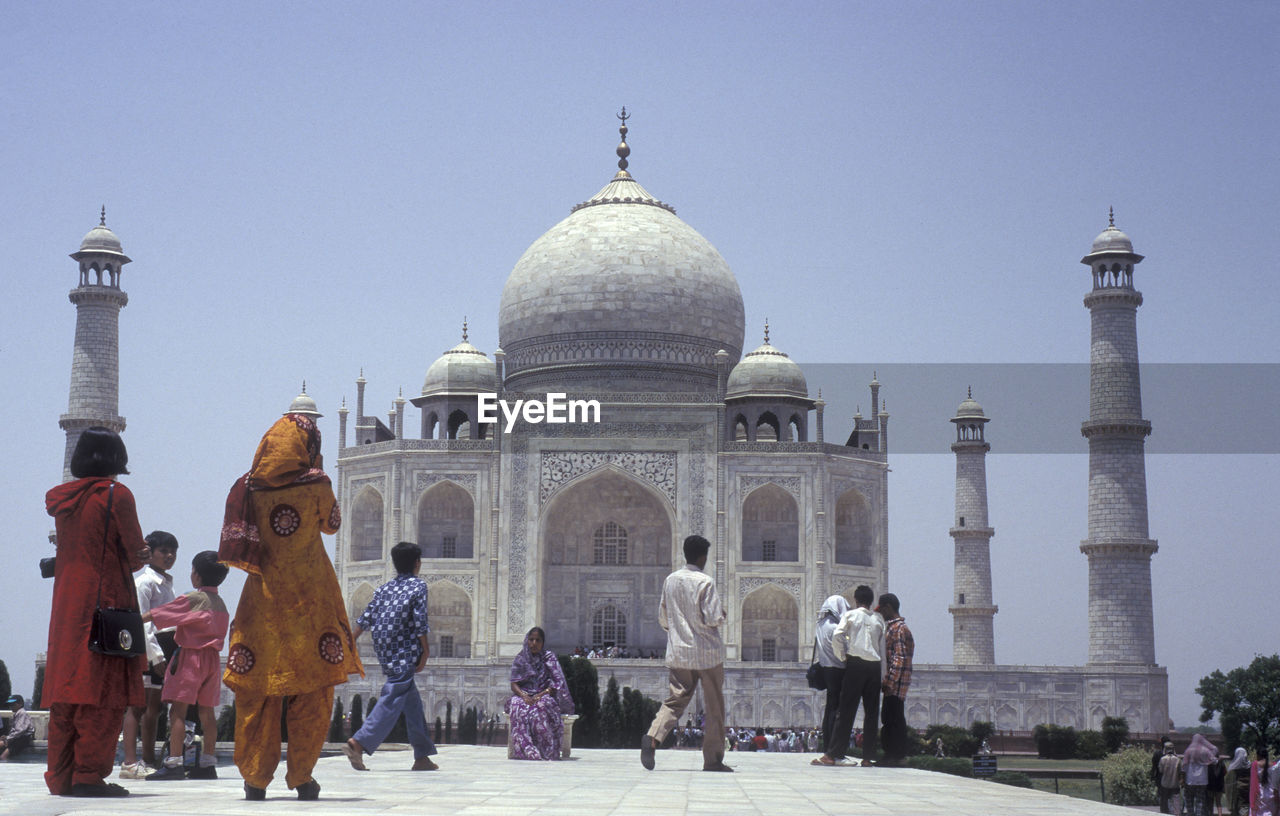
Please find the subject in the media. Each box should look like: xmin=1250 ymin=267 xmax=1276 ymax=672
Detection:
xmin=505 ymin=627 xmax=574 ymax=760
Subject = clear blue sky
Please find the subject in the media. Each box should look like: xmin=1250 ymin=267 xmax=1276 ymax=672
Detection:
xmin=4 ymin=1 xmax=1277 ymax=727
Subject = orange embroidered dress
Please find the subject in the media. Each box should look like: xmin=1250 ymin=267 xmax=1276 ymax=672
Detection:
xmin=220 ymin=413 xmax=362 ymax=790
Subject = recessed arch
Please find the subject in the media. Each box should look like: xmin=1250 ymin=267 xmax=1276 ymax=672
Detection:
xmin=417 ymin=481 xmax=474 ymax=559
xmin=741 ymin=483 xmax=799 ymax=562
xmin=756 ymin=411 xmax=779 ymax=442
xmin=540 ymin=468 xmax=674 ymax=654
xmin=428 ymin=580 xmax=471 ymax=657
xmin=350 ymin=487 xmax=384 ymax=561
xmin=740 ymin=584 xmax=799 ymax=662
xmin=834 ymin=487 xmax=873 ymax=566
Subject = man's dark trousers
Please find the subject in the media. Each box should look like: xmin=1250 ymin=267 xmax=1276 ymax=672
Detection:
xmin=880 ymin=694 xmax=907 ymax=762
xmin=826 ymin=656 xmax=880 ymax=760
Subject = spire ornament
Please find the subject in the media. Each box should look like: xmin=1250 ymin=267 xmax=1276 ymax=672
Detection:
xmin=462 ymin=316 xmax=469 ymax=343
xmin=99 ymin=205 xmax=106 ymax=227
xmin=616 ymin=107 xmax=631 ymax=174
xmin=763 ymin=319 xmax=770 ymax=345
xmin=1108 ymin=206 xmax=1115 ymax=228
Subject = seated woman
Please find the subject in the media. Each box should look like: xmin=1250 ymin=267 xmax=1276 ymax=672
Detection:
xmin=505 ymin=627 xmax=574 ymax=760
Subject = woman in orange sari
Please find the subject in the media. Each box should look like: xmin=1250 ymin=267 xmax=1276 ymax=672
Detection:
xmin=220 ymin=406 xmax=363 ymax=800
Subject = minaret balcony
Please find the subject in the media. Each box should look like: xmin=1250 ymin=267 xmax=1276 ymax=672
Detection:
xmin=1080 ymin=419 xmax=1151 ymax=439
xmin=949 ymin=526 xmax=994 ymax=539
xmin=1083 ymin=288 xmax=1143 ymax=309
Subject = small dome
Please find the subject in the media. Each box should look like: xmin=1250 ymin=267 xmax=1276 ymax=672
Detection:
xmin=80 ymin=224 xmax=124 ymax=254
xmin=1090 ymin=224 xmax=1133 ymax=255
xmin=286 ymin=389 xmax=322 ymax=417
xmin=726 ymin=341 xmax=808 ymax=400
xmin=955 ymin=395 xmax=984 ymax=418
xmin=421 ymin=340 xmax=497 ymax=397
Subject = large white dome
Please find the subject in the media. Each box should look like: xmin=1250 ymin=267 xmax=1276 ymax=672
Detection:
xmin=498 ymin=171 xmax=745 ymax=392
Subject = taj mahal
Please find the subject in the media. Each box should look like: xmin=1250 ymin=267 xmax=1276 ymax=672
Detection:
xmin=58 ymin=114 xmax=1168 ymax=733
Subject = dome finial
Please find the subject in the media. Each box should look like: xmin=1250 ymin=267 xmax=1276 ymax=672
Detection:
xmin=616 ymin=107 xmax=631 ymax=173
xmin=462 ymin=316 xmax=468 ymax=342
xmin=99 ymin=205 xmax=106 ymax=227
xmin=763 ymin=318 xmax=770 ymax=345
xmin=301 ymin=379 xmax=307 ymax=394
xmin=1108 ymin=206 xmax=1115 ymax=228
xmin=968 ymin=385 xmax=972 ymax=399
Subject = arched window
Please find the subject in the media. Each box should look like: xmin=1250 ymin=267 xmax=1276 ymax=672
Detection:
xmin=756 ymin=412 xmax=779 ymax=441
xmin=741 ymin=484 xmax=799 ymax=562
xmin=592 ymin=605 xmax=626 ymax=648
xmin=835 ymin=488 xmax=873 ymax=566
xmin=418 ymin=481 xmax=474 ymax=558
xmin=593 ymin=521 xmax=628 ymax=565
xmin=351 ymin=488 xmax=384 ymax=561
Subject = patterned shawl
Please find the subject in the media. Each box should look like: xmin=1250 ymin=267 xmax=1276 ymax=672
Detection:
xmin=510 ymin=640 xmax=575 ymax=714
xmin=1184 ymin=733 xmax=1218 ymax=765
xmin=219 ymin=413 xmax=331 ymax=575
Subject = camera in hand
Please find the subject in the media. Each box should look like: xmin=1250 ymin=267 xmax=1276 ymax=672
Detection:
xmin=40 ymin=557 xmax=56 ymax=579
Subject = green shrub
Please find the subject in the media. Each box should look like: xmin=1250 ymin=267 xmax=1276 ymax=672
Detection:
xmin=1101 ymin=746 xmax=1158 ymax=806
xmin=1077 ymin=729 xmax=1108 ymax=759
xmin=1033 ymin=723 xmax=1079 ymax=759
xmin=907 ymin=755 xmax=974 ymax=777
xmin=1102 ymin=716 xmax=1130 ymax=753
xmin=925 ymin=724 xmax=979 ymax=757
xmin=970 ymin=720 xmax=995 ymax=744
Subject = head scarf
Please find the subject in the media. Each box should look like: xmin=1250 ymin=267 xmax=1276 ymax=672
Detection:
xmin=1229 ymin=747 xmax=1249 ymax=772
xmin=1184 ymin=733 xmax=1218 ymax=765
xmin=819 ymin=594 xmax=851 ymax=621
xmin=509 ymin=631 xmax=575 ymax=714
xmin=220 ymin=414 xmax=330 ymax=575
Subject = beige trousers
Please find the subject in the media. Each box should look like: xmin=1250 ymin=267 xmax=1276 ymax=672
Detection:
xmin=646 ymin=664 xmax=725 ymax=766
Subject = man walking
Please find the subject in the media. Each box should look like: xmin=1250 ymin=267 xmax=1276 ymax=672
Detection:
xmin=877 ymin=593 xmax=914 ymax=766
xmin=641 ymin=535 xmax=731 ymax=772
xmin=815 ymin=585 xmax=884 ymax=766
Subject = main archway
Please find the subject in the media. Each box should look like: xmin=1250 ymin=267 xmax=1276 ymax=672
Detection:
xmin=540 ymin=468 xmax=673 ymax=653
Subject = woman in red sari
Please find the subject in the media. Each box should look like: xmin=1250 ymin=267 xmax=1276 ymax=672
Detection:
xmin=44 ymin=427 xmax=149 ymax=797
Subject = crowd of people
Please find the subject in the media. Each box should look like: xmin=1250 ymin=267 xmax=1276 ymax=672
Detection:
xmin=1154 ymin=736 xmax=1279 ymax=816
xmin=32 ymin=407 xmax=1273 ymax=807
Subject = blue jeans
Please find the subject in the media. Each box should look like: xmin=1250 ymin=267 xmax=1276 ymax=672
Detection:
xmin=352 ymin=671 xmax=437 ymax=759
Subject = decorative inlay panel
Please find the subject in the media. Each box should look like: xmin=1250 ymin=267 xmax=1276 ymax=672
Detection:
xmin=423 ymin=574 xmax=475 ymax=598
xmin=740 ymin=475 xmax=802 ymax=501
xmin=540 ymin=451 xmax=677 ymax=507
xmin=414 ymin=472 xmax=478 ymax=497
xmin=738 ymin=576 xmax=802 ymax=604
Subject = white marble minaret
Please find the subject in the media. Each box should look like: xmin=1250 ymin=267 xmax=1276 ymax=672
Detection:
xmin=59 ymin=209 xmax=130 ymax=481
xmin=949 ymin=389 xmax=997 ymax=664
xmin=1079 ymin=210 xmax=1158 ymax=665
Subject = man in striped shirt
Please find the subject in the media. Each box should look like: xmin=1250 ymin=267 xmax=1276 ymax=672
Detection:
xmin=641 ymin=535 xmax=732 ymax=772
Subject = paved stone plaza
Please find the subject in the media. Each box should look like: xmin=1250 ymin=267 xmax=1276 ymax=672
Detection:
xmin=0 ymin=745 xmax=1144 ymax=815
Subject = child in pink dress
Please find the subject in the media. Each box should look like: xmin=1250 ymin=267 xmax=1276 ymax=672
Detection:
xmin=140 ymin=551 xmax=230 ymax=780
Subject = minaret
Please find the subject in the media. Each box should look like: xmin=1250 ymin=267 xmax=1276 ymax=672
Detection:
xmin=948 ymin=389 xmax=997 ymax=664
xmin=59 ymin=208 xmax=130 ymax=481
xmin=1079 ymin=210 xmax=1157 ymax=665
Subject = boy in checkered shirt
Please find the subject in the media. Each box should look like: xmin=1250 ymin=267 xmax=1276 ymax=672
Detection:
xmin=343 ymin=542 xmax=438 ymax=771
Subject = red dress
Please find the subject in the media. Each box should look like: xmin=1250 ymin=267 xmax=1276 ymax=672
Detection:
xmin=44 ymin=477 xmax=147 ymax=707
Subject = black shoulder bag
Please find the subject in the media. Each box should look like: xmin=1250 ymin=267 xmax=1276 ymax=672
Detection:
xmin=806 ymin=638 xmax=826 ymax=690
xmin=88 ymin=483 xmax=146 ymax=658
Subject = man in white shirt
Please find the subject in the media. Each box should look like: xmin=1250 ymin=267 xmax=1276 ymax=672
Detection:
xmin=641 ymin=535 xmax=731 ymax=772
xmin=815 ymin=585 xmax=885 ymax=767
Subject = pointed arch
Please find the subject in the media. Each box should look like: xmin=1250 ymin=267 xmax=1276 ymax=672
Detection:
xmin=540 ymin=468 xmax=674 ymax=654
xmin=427 ymin=580 xmax=471 ymax=658
xmin=834 ymin=487 xmax=873 ymax=566
xmin=351 ymin=487 xmax=384 ymax=561
xmin=417 ymin=481 xmax=474 ymax=559
xmin=740 ymin=584 xmax=799 ymax=662
xmin=741 ymin=483 xmax=799 ymax=562
xmin=447 ymin=409 xmax=470 ymax=440
xmin=755 ymin=411 xmax=779 ymax=441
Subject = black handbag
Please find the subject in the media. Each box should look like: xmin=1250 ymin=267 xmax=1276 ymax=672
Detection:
xmin=806 ymin=639 xmax=826 ymax=690
xmin=87 ymin=483 xmax=146 ymax=659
